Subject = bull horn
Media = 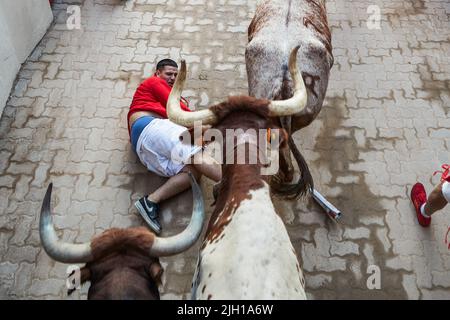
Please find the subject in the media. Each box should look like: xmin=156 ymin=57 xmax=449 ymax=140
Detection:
xmin=268 ymin=46 xmax=308 ymax=116
xmin=40 ymin=183 xmax=94 ymax=263
xmin=149 ymin=172 xmax=205 ymax=256
xmin=167 ymin=60 xmax=217 ymax=127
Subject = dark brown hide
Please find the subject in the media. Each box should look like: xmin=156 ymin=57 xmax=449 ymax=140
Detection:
xmin=72 ymin=227 xmax=163 ymax=300
xmin=91 ymin=227 xmax=155 ymax=260
xmin=209 ymin=95 xmax=271 ymax=121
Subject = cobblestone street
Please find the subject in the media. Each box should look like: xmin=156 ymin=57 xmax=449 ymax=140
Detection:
xmin=0 ymin=0 xmax=449 ymax=299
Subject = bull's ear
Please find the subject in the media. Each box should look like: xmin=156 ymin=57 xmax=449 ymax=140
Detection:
xmin=149 ymin=261 xmax=164 ymax=287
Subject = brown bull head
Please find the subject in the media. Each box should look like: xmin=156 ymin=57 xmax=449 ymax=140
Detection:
xmin=168 ymin=47 xmax=311 ymax=198
xmin=167 ymin=46 xmax=307 ymax=128
xmin=66 ymin=228 xmax=164 ymax=300
xmin=39 ymin=172 xmax=204 ymax=299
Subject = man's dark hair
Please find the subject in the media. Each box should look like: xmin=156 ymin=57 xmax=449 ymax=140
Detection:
xmin=156 ymin=59 xmax=178 ymax=71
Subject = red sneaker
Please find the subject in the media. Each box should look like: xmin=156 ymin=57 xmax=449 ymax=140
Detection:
xmin=411 ymin=183 xmax=431 ymax=227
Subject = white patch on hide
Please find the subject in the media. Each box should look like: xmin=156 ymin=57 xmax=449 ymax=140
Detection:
xmin=192 ymin=183 xmax=306 ymax=300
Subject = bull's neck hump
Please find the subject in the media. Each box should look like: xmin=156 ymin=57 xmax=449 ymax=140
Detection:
xmin=212 ymin=164 xmax=266 ymax=221
xmin=203 ymin=164 xmax=268 ymax=248
xmin=221 ymin=164 xmax=266 ymax=198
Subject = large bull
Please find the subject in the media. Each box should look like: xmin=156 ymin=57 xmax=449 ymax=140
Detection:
xmin=166 ymin=48 xmax=307 ymax=299
xmin=246 ymin=0 xmax=334 ymax=198
xmin=39 ymin=173 xmax=204 ymax=300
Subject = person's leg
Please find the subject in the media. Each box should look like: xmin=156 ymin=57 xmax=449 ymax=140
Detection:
xmin=411 ymin=180 xmax=450 ymax=227
xmin=138 ymin=157 xmax=221 ymax=234
xmin=147 ymin=165 xmax=201 ymax=204
xmin=147 ymin=153 xmax=222 ymax=203
xmin=136 ymin=165 xmax=200 ymax=234
xmin=191 ymin=152 xmax=222 ymax=182
xmin=423 ymin=181 xmax=449 ymax=216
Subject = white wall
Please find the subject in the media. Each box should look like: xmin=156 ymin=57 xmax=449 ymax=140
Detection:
xmin=0 ymin=0 xmax=53 ymax=116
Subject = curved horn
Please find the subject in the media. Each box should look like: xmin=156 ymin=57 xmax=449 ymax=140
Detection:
xmin=149 ymin=172 xmax=205 ymax=256
xmin=40 ymin=183 xmax=93 ymax=263
xmin=167 ymin=60 xmax=217 ymax=127
xmin=268 ymin=46 xmax=308 ymax=116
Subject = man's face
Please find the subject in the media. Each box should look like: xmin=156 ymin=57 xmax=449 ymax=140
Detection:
xmin=156 ymin=66 xmax=178 ymax=87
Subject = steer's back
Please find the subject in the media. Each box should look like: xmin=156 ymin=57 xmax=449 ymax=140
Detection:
xmin=246 ymin=0 xmax=333 ymax=125
xmin=192 ymin=183 xmax=306 ymax=300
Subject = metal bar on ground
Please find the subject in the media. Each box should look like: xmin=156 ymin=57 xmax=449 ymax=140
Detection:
xmin=311 ymin=188 xmax=342 ymax=222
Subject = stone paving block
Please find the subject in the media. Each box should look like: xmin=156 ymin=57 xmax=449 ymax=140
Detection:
xmin=6 ymin=162 xmax=37 ymax=175
xmin=9 ymin=216 xmax=33 ymax=247
xmin=12 ymin=262 xmax=34 ymax=297
xmin=0 ymin=176 xmax=16 ymax=189
xmin=412 ymin=255 xmax=433 ymax=289
xmin=344 ymin=227 xmax=371 ymax=240
xmin=421 ymin=289 xmax=450 ymax=300
xmin=376 ymin=228 xmax=392 ymax=253
xmin=402 ymin=274 xmax=420 ymax=300
xmin=4 ymin=245 xmax=40 ymax=264
xmin=330 ymin=241 xmax=360 ymax=256
xmin=0 ymin=262 xmax=19 ymax=299
xmin=393 ymin=240 xmax=424 ymax=256
xmin=29 ymin=278 xmax=63 ymax=297
xmin=306 ymin=274 xmax=333 ymax=290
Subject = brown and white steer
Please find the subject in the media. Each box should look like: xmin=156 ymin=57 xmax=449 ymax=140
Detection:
xmin=167 ymin=48 xmax=307 ymax=299
xmin=39 ymin=173 xmax=204 ymax=300
xmin=246 ymin=0 xmax=334 ymax=198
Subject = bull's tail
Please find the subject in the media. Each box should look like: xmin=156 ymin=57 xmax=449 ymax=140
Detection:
xmin=270 ymin=67 xmax=314 ymax=199
xmin=271 ymin=134 xmax=314 ymax=200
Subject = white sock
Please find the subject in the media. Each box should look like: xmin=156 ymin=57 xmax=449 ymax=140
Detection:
xmin=420 ymin=203 xmax=430 ymax=218
xmin=442 ymin=181 xmax=450 ymax=203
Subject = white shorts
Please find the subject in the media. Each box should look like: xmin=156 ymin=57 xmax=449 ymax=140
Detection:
xmin=442 ymin=181 xmax=450 ymax=203
xmin=136 ymin=119 xmax=202 ymax=177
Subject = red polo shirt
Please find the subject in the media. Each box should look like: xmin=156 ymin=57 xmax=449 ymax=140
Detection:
xmin=127 ymin=75 xmax=191 ymax=135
